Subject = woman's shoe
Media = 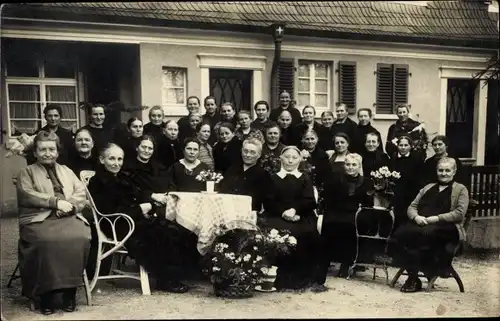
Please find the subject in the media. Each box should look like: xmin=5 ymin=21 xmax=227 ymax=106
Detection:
xmin=310 ymin=283 xmax=329 ymax=293
xmin=336 ymin=264 xmax=349 ymax=278
xmin=40 ymin=293 xmax=55 ymax=315
xmin=62 ymin=288 xmax=77 ymax=312
xmin=400 ymin=277 xmax=422 ymax=293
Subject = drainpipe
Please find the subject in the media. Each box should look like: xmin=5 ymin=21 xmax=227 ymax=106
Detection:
xmin=270 ymin=24 xmax=285 ymax=110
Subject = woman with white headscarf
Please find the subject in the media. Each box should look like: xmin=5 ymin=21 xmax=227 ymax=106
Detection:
xmin=318 ymin=153 xmax=373 ymax=278
xmin=261 ymin=146 xmax=325 ymax=292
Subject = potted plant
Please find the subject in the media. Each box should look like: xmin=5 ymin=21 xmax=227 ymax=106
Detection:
xmin=369 ymin=166 xmax=401 ymax=209
xmin=195 ymin=170 xmax=224 ymax=193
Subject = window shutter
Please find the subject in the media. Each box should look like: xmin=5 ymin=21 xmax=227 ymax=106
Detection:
xmin=376 ymin=63 xmax=394 ymax=114
xmin=338 ymin=61 xmax=357 ymax=114
xmin=393 ymin=64 xmax=409 ymax=111
xmin=277 ymin=59 xmax=295 ymax=101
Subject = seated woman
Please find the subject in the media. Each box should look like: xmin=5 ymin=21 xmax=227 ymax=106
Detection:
xmin=196 ymin=122 xmax=215 ymax=170
xmin=218 ymin=138 xmax=269 ymax=212
xmin=113 ymin=117 xmax=144 ymax=161
xmin=361 ymin=132 xmax=390 ymax=177
xmin=422 ymin=135 xmax=463 ymax=187
xmin=87 ymin=143 xmax=193 ymax=293
xmin=167 ymin=138 xmax=210 ymax=192
xmin=16 ymin=131 xmax=91 ymax=315
xmin=143 ymin=105 xmax=165 ymax=143
xmin=261 ymin=146 xmax=324 ymax=291
xmin=235 ymin=110 xmax=265 ymax=143
xmin=259 ymin=124 xmax=286 ymax=175
xmin=213 ymin=122 xmax=243 ymax=174
xmin=319 ymin=153 xmax=373 ymax=277
xmin=67 ymin=128 xmax=99 ymax=178
xmin=392 ymin=157 xmax=469 ymax=293
xmin=298 ymin=130 xmax=331 ymax=193
xmin=155 ymin=120 xmax=183 ymax=170
xmin=327 ymin=132 xmax=351 ymax=176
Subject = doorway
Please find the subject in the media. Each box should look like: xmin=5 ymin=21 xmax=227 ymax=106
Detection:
xmin=209 ymin=69 xmax=252 ymax=112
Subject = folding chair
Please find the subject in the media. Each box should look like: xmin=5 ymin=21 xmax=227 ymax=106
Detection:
xmin=389 ymin=200 xmax=477 ymax=292
xmin=79 ymin=170 xmax=151 ymax=295
xmin=347 ymin=206 xmax=395 ymax=284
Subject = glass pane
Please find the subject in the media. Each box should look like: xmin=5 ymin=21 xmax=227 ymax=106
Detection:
xmin=57 ymin=103 xmax=78 ymax=119
xmin=10 ymin=120 xmax=41 ymax=136
xmin=7 ymin=57 xmax=39 ymax=77
xmin=298 ymin=94 xmax=310 ymax=106
xmin=60 ymin=121 xmax=78 ymax=133
xmin=163 ymin=88 xmax=185 ymax=105
xmin=298 ymin=64 xmax=310 ymax=78
xmin=315 ymin=80 xmax=328 ymax=93
xmin=315 ymin=94 xmax=328 ymax=107
xmin=44 ymin=60 xmax=75 ymax=78
xmin=9 ymin=102 xmax=41 ymax=119
xmin=298 ymin=79 xmax=310 ymax=92
xmin=315 ymin=64 xmax=328 ymax=78
xmin=163 ymin=68 xmax=185 ymax=87
xmin=46 ymin=86 xmax=76 ymax=102
xmin=8 ymin=85 xmax=40 ymax=101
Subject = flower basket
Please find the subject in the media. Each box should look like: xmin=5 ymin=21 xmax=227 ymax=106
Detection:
xmin=213 ymin=282 xmax=254 ymax=298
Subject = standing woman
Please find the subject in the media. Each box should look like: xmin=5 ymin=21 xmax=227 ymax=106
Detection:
xmin=213 ymin=102 xmax=238 ymax=137
xmin=422 ymin=135 xmax=463 ymax=186
xmin=320 ymin=111 xmax=336 ymax=150
xmin=178 ymin=112 xmax=202 ymax=143
xmin=114 ymin=117 xmax=144 ymax=161
xmin=353 ymin=108 xmax=384 ymax=154
xmin=259 ymin=124 xmax=286 ymax=175
xmin=156 ymin=120 xmax=183 ymax=170
xmin=213 ymin=122 xmax=243 ymax=174
xmin=361 ymin=132 xmax=390 ymax=178
xmin=80 ymin=104 xmax=114 ymax=151
xmin=235 ymin=110 xmax=265 ymax=143
xmin=196 ymin=122 xmax=215 ymax=170
xmin=251 ymin=100 xmax=274 ymax=132
xmin=328 ymin=132 xmax=351 ymax=177
xmin=16 ymin=131 xmax=91 ymax=315
xmin=276 ymin=110 xmax=297 ymax=146
xmin=67 ymin=128 xmax=99 ymax=178
xmin=261 ymin=146 xmax=324 ymax=291
xmin=389 ymin=135 xmax=423 ymax=230
xmin=143 ymin=105 xmax=165 ymax=143
xmin=386 ymin=104 xmax=421 ymax=157
xmin=295 ymin=105 xmax=330 ymax=150
xmin=167 ymin=138 xmax=211 ymax=192
xmin=299 ymin=130 xmax=331 ymax=193
xmin=318 ymin=153 xmax=373 ymax=277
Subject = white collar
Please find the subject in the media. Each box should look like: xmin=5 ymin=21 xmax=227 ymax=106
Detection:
xmin=398 ymin=152 xmax=411 ymax=158
xmin=180 ymin=158 xmax=201 ymax=169
xmin=276 ymin=168 xmax=302 ymax=179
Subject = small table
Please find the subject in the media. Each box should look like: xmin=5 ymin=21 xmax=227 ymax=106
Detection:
xmin=165 ymin=192 xmax=257 ymax=255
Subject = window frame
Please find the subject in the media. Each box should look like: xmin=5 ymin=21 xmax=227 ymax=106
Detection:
xmin=375 ymin=63 xmax=409 ymax=117
xmin=161 ymin=66 xmax=188 ymax=114
xmin=297 ymin=61 xmax=332 ymax=115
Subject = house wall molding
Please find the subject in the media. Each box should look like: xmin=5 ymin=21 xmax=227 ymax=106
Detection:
xmin=1 ymin=24 xmax=492 ymax=63
xmin=439 ymin=66 xmax=489 ymax=79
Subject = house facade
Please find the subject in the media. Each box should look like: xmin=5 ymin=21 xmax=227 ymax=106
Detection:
xmin=1 ymin=1 xmax=499 ymax=216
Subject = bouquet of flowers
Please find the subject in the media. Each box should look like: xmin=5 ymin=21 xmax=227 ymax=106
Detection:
xmin=259 ymin=153 xmax=282 ymax=175
xmin=195 ymin=170 xmax=224 ymax=183
xmin=5 ymin=133 xmax=35 ymax=158
xmin=370 ymin=166 xmax=401 ymax=197
xmin=409 ymin=123 xmax=430 ymax=159
xmin=205 ymin=224 xmax=296 ymax=298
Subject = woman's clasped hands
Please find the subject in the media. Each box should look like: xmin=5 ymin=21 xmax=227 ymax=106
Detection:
xmin=56 ymin=200 xmax=74 ymax=218
xmin=414 ymin=215 xmax=439 ymax=226
xmin=282 ymin=208 xmax=300 ymax=222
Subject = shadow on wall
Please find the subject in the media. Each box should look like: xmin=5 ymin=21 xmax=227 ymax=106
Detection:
xmin=1 ymin=149 xmax=26 ymax=218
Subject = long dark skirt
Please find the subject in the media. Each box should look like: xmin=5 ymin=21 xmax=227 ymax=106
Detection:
xmin=260 ymin=215 xmax=323 ymax=288
xmin=19 ymin=215 xmax=91 ymax=298
xmin=391 ymin=222 xmax=459 ymax=275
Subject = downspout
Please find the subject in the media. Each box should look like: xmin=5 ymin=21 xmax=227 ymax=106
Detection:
xmin=270 ymin=24 xmax=284 ymax=110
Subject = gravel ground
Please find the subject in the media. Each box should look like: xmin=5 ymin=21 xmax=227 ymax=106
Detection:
xmin=1 ymin=217 xmax=499 ymax=320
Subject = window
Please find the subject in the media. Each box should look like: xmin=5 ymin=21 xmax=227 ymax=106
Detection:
xmin=375 ymin=63 xmax=409 ymax=114
xmin=297 ymin=62 xmax=331 ymax=111
xmin=162 ymin=67 xmax=187 ymax=106
xmin=6 ymin=53 xmax=79 ymax=137
xmin=338 ymin=61 xmax=357 ymax=114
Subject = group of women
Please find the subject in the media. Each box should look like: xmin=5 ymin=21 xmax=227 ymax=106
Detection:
xmin=15 ymin=93 xmax=469 ymax=315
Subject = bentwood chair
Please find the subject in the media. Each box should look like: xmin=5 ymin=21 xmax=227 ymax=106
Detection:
xmin=79 ymin=170 xmax=151 ymax=296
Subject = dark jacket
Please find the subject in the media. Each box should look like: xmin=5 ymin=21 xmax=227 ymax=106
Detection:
xmin=155 ymin=135 xmax=183 ymax=170
xmin=213 ymin=138 xmax=243 ymax=174
xmin=361 ymin=150 xmax=390 ymax=178
xmin=121 ymin=157 xmax=170 ymax=197
xmin=143 ymin=123 xmax=163 ymax=143
xmin=113 ymin=132 xmax=142 ymax=162
xmin=269 ymin=106 xmax=302 ymax=128
xmin=353 ymin=123 xmax=384 ymax=154
xmin=331 ymin=117 xmax=358 ymax=145
xmin=66 ymin=149 xmax=99 ymax=178
xmin=299 ymin=147 xmax=332 ymax=190
xmin=294 ymin=122 xmax=331 ymax=151
xmin=176 ymin=115 xmax=191 ymax=138
xmin=385 ymin=118 xmax=421 ymax=157
xmin=251 ymin=119 xmax=276 ymax=132
xmin=80 ymin=125 xmax=115 ymax=152
xmin=166 ymin=161 xmax=210 ymax=192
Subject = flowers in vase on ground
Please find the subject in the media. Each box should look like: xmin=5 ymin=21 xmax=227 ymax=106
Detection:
xmin=195 ymin=170 xmax=223 ymax=183
xmin=370 ymin=166 xmax=400 ymax=196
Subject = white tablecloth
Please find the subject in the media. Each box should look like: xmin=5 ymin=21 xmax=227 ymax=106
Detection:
xmin=165 ymin=192 xmax=257 ymax=255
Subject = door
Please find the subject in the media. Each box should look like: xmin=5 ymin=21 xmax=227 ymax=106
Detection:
xmin=445 ymin=79 xmax=477 ymax=158
xmin=209 ymin=69 xmax=252 ymax=112
xmin=485 ymin=80 xmax=500 ymax=165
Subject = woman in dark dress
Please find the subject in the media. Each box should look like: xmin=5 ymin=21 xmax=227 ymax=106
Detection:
xmin=392 ymin=158 xmax=469 ymax=292
xmin=295 ymin=106 xmax=330 ymax=151
xmin=385 ymin=104 xmax=422 ymax=158
xmin=276 ymin=110 xmax=298 ymax=146
xmin=259 ymin=124 xmax=286 ymax=175
xmin=143 ymin=105 xmax=164 ymax=143
xmin=318 ymin=153 xmax=373 ymax=277
xmin=361 ymin=132 xmax=390 ymax=178
xmin=298 ymin=130 xmax=331 ymax=194
xmin=320 ymin=111 xmax=335 ymax=150
xmin=213 ymin=122 xmax=243 ymax=174
xmin=328 ymin=132 xmax=351 ymax=177
xmin=156 ymin=120 xmax=183 ymax=170
xmin=422 ymin=135 xmax=463 ymax=187
xmin=113 ymin=117 xmax=143 ymax=161
xmin=166 ymin=138 xmax=210 ymax=192
xmin=353 ymin=108 xmax=384 ymax=154
xmin=178 ymin=112 xmax=202 ymax=143
xmin=66 ymin=128 xmax=99 ymax=178
xmin=87 ymin=143 xmax=193 ymax=293
xmin=389 ymin=135 xmax=424 ymax=230
xmin=261 ymin=146 xmax=324 ymax=291
xmin=219 ymin=138 xmax=268 ymax=212
xmin=196 ymin=122 xmax=215 ymax=170
xmin=234 ymin=110 xmax=265 ymax=143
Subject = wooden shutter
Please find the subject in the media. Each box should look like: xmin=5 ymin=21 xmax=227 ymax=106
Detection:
xmin=376 ymin=63 xmax=394 ymax=114
xmin=277 ymin=59 xmax=295 ymax=102
xmin=393 ymin=64 xmax=409 ymax=111
xmin=338 ymin=61 xmax=357 ymax=114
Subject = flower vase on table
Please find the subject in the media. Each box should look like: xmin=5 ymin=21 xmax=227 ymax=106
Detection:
xmin=206 ymin=181 xmax=215 ymax=193
xmin=196 ymin=170 xmax=223 ymax=194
